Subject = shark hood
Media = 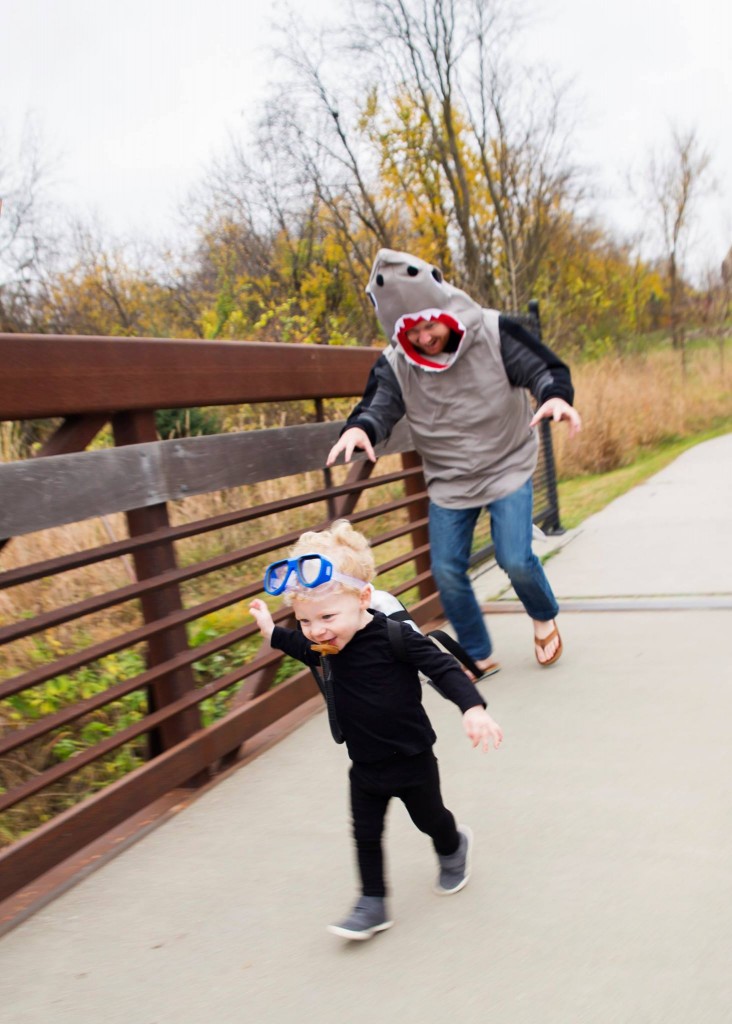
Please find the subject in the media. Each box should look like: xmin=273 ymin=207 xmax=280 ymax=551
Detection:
xmin=365 ymin=248 xmax=485 ymax=372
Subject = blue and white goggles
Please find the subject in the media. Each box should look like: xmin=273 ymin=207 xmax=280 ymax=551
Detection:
xmin=263 ymin=554 xmax=368 ymax=596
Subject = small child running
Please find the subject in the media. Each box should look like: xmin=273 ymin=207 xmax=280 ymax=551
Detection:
xmin=249 ymin=519 xmax=503 ymax=941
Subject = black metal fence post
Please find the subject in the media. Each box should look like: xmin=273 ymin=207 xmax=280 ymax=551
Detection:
xmin=528 ymin=300 xmax=564 ymax=536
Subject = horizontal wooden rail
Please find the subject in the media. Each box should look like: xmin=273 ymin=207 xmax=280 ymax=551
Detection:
xmin=0 ymin=418 xmax=413 ymax=540
xmin=0 ymin=496 xmax=429 ymax=701
xmin=0 ymin=668 xmax=320 ymax=903
xmin=0 ymin=644 xmax=290 ymax=813
xmin=1 ymin=479 xmax=425 ymax=646
xmin=0 ymin=455 xmax=421 ymax=585
xmin=0 ymin=516 xmax=429 ymax=710
xmin=0 ymin=335 xmax=383 ymax=419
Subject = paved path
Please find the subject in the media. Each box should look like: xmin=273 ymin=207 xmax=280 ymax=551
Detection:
xmin=3 ymin=435 xmax=732 ymax=1024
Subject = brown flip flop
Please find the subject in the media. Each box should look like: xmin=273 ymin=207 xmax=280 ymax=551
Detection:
xmin=462 ymin=659 xmax=501 ymax=683
xmin=535 ymin=625 xmax=563 ymax=666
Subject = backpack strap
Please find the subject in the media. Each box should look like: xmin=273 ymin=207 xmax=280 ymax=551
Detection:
xmin=387 ymin=608 xmax=412 ymax=623
xmin=385 ymin=615 xmax=451 ymax=700
xmin=386 ymin=615 xmax=408 ymax=661
xmin=310 ymin=658 xmax=344 ymax=744
xmin=385 ymin=612 xmax=482 ymax=680
xmin=425 ymin=629 xmax=482 ymax=679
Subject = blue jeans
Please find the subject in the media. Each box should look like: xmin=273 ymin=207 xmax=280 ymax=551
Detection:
xmin=428 ymin=479 xmax=559 ymax=660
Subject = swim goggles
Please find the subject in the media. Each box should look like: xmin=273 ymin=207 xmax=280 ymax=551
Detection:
xmin=263 ymin=554 xmax=369 ymax=596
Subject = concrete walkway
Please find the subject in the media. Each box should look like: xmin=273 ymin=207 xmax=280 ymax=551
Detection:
xmin=3 ymin=435 xmax=732 ymax=1024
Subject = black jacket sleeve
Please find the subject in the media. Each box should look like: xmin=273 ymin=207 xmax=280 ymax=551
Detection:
xmin=271 ymin=625 xmax=320 ymax=668
xmin=498 ymin=315 xmax=575 ymax=406
xmin=340 ymin=352 xmax=406 ymax=445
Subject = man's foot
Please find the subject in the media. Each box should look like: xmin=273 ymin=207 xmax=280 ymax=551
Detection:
xmin=534 ymin=619 xmax=562 ymax=666
xmin=464 ymin=657 xmax=500 ymax=682
xmin=327 ymin=896 xmax=393 ymax=940
xmin=435 ymin=825 xmax=473 ymax=895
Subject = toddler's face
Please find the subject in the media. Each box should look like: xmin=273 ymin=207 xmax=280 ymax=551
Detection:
xmin=293 ymin=587 xmax=371 ymax=652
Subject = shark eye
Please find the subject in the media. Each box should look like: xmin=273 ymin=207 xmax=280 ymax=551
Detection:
xmin=431 ymin=268 xmax=442 ymax=282
xmin=407 ymin=266 xmax=419 ymax=277
xmin=375 ymin=274 xmax=384 ymax=286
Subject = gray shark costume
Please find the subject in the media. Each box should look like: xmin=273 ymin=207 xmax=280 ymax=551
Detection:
xmin=342 ymin=248 xmax=577 ymax=661
xmin=350 ymin=248 xmax=574 ymax=507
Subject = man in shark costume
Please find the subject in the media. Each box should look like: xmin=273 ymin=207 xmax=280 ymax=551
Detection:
xmin=327 ymin=248 xmax=582 ymax=671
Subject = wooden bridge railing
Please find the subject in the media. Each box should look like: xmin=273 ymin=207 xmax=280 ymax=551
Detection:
xmin=0 ymin=326 xmax=561 ymax=910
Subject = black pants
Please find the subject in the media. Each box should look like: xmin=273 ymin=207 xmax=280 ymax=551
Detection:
xmin=349 ymin=748 xmax=460 ymax=898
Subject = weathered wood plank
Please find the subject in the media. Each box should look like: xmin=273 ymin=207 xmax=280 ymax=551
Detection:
xmin=0 ymin=335 xmax=382 ymax=419
xmin=0 ymin=419 xmax=413 ymax=539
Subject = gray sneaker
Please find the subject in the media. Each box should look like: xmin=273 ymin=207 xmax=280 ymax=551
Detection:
xmin=327 ymin=896 xmax=393 ymax=940
xmin=435 ymin=824 xmax=473 ymax=895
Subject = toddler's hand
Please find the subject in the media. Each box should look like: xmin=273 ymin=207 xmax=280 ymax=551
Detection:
xmin=463 ymin=706 xmax=503 ymax=752
xmin=249 ymin=598 xmax=275 ymax=640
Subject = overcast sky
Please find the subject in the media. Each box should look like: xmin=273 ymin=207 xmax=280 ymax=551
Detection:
xmin=3 ymin=0 xmax=730 ymax=278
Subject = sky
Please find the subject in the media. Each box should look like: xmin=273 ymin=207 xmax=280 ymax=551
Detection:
xmin=3 ymin=0 xmax=731 ymax=279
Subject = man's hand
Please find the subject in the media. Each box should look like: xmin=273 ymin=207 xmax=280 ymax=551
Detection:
xmin=530 ymin=397 xmax=582 ymax=439
xmin=463 ymin=706 xmax=503 ymax=752
xmin=326 ymin=427 xmax=377 ymax=467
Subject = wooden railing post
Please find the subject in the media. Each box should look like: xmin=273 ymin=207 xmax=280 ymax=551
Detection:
xmin=314 ymin=399 xmax=337 ymax=521
xmin=400 ymin=450 xmax=435 ymax=601
xmin=112 ymin=411 xmax=202 ymax=760
xmin=331 ymin=459 xmax=377 ymax=519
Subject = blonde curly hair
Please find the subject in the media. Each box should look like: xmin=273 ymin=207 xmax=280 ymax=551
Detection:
xmin=283 ymin=519 xmax=375 ymax=604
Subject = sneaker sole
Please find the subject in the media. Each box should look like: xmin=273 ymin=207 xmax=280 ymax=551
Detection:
xmin=434 ymin=824 xmax=473 ymax=895
xmin=327 ymin=920 xmax=394 ymax=941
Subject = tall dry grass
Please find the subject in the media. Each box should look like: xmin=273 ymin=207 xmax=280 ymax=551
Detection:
xmin=553 ymin=343 xmax=732 ymax=477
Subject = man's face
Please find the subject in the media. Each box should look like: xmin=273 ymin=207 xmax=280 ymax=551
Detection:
xmin=404 ymin=319 xmax=451 ymax=356
xmin=293 ymin=587 xmax=370 ymax=652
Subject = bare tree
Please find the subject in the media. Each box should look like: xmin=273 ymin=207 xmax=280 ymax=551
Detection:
xmin=267 ymin=0 xmax=581 ymax=309
xmin=179 ymin=0 xmax=581 ymax=344
xmin=0 ymin=119 xmax=60 ymax=331
xmin=704 ymin=248 xmax=732 ymax=372
xmin=263 ymin=29 xmax=397 ymax=280
xmin=645 ymin=127 xmax=713 ymax=361
xmin=159 ymin=152 xmax=284 ymax=340
xmin=186 ymin=88 xmax=386 ymax=343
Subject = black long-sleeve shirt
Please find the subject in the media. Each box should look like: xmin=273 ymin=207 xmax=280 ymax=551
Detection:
xmin=271 ymin=610 xmax=486 ymax=763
